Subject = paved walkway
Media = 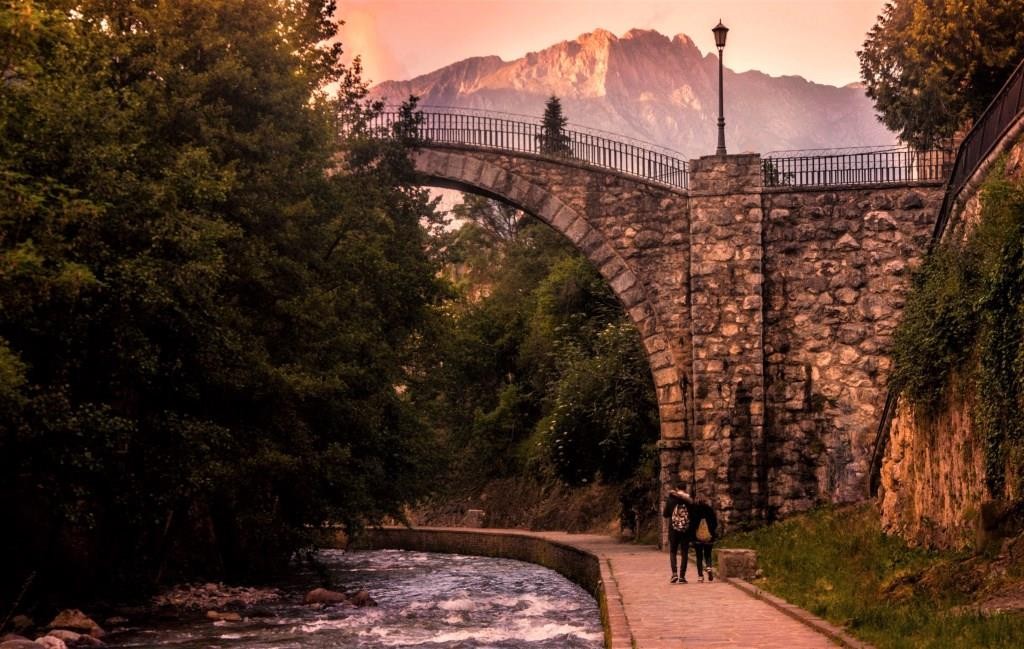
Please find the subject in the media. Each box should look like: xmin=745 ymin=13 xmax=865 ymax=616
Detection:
xmin=536 ymin=532 xmax=839 ymax=649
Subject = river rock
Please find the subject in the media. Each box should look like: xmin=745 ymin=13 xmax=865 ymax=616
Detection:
xmin=204 ymin=611 xmax=241 ymax=622
xmin=47 ymin=630 xmax=103 ymax=648
xmin=154 ymin=583 xmax=280 ymax=610
xmin=46 ymin=611 xmax=103 ymax=639
xmin=33 ymin=637 xmax=65 ymax=649
xmin=101 ymin=617 xmax=127 ymax=628
xmin=348 ymin=590 xmax=377 ymax=607
xmin=303 ymin=588 xmax=347 ymax=605
xmin=10 ymin=617 xmax=34 ymax=634
xmin=0 ymin=639 xmax=44 ymax=649
xmin=40 ymin=633 xmax=76 ymax=645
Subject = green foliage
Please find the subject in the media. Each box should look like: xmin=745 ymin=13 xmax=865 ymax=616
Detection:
xmin=890 ymin=245 xmax=979 ymax=408
xmin=541 ymin=322 xmax=659 ymax=485
xmin=891 ymin=158 xmax=1024 ymax=497
xmin=721 ymin=505 xmax=1024 ymax=649
xmin=0 ymin=0 xmax=442 ymax=599
xmin=537 ymin=95 xmax=571 ymax=156
xmin=859 ymin=0 xmax=1024 ymax=148
xmin=411 ymin=198 xmax=659 ymax=502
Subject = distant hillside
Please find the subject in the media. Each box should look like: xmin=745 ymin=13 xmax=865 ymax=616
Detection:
xmin=369 ymin=28 xmax=895 ymax=157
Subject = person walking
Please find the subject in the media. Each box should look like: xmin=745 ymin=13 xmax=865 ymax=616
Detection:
xmin=690 ymin=496 xmax=719 ymax=583
xmin=662 ymin=479 xmax=695 ymax=583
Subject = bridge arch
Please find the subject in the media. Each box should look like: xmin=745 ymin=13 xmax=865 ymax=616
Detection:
xmin=412 ymin=146 xmax=693 ymax=453
xmin=378 ymin=108 xmax=952 ymax=528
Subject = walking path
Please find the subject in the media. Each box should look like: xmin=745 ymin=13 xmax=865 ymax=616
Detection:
xmin=533 ymin=531 xmax=840 ymax=649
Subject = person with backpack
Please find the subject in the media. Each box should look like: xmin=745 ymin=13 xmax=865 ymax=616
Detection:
xmin=691 ymin=496 xmax=719 ymax=583
xmin=662 ymin=479 xmax=696 ymax=583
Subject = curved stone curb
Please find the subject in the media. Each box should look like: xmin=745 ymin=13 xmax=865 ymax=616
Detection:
xmin=726 ymin=578 xmax=875 ymax=649
xmin=596 ymin=556 xmax=634 ymax=649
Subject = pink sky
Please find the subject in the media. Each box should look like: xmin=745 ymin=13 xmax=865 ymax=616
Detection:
xmin=337 ymin=0 xmax=888 ymax=88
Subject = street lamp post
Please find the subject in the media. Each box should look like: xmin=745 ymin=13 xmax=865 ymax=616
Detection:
xmin=713 ymin=20 xmax=729 ymax=156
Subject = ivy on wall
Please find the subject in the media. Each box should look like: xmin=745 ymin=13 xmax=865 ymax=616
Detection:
xmin=891 ymin=156 xmax=1024 ymax=498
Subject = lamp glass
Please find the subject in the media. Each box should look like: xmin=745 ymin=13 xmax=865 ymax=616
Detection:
xmin=713 ymin=21 xmax=728 ymax=48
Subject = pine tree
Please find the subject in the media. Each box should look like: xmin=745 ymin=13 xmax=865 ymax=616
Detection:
xmin=538 ymin=95 xmax=571 ymax=156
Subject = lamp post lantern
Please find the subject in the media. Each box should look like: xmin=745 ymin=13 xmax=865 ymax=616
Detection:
xmin=713 ymin=20 xmax=729 ymax=156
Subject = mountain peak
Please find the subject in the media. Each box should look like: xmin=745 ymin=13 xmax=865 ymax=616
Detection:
xmin=369 ymin=27 xmax=894 ymax=154
xmin=622 ymin=28 xmax=669 ymax=42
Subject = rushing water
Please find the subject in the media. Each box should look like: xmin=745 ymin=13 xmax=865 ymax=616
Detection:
xmin=108 ymin=549 xmax=603 ymax=649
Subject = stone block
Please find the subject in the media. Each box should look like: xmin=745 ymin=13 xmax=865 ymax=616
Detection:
xmin=661 ymin=420 xmax=686 ymax=439
xmin=565 ymin=217 xmax=591 ymax=245
xmin=610 ymin=269 xmax=638 ymax=295
xmin=461 ymin=509 xmax=486 ymax=528
xmin=478 ymin=162 xmax=501 ymax=188
xmin=549 ymin=204 xmax=575 ymax=232
xmin=444 ymin=153 xmax=465 ymax=179
xmin=461 ymin=156 xmax=484 ymax=183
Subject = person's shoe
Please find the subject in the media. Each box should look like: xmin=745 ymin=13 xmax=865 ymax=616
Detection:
xmin=698 ymin=575 xmax=704 ymax=583
xmin=679 ymin=576 xmax=688 ymax=584
xmin=707 ymin=567 xmax=714 ymax=582
xmin=670 ymin=575 xmax=679 ymax=584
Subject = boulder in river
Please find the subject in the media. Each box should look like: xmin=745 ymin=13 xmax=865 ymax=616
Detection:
xmin=154 ymin=583 xmax=280 ymax=610
xmin=33 ymin=637 xmax=65 ymax=649
xmin=10 ymin=616 xmax=34 ymax=634
xmin=46 ymin=630 xmax=103 ymax=648
xmin=348 ymin=590 xmax=378 ymax=607
xmin=0 ymin=638 xmax=45 ymax=649
xmin=303 ymin=588 xmax=347 ymax=605
xmin=204 ymin=611 xmax=241 ymax=622
xmin=46 ymin=611 xmax=104 ymax=639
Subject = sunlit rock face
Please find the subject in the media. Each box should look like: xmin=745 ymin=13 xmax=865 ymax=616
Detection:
xmin=370 ymin=28 xmax=895 ymax=155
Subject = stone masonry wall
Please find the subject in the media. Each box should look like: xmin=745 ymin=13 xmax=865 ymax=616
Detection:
xmin=687 ymin=155 xmax=768 ymax=524
xmin=762 ymin=185 xmax=940 ymax=517
xmin=879 ymin=132 xmax=1024 ymax=549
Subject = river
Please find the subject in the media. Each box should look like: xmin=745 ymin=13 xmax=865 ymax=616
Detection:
xmin=107 ymin=549 xmax=604 ymax=648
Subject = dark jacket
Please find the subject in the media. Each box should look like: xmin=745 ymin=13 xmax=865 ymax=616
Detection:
xmin=690 ymin=501 xmax=718 ymax=543
xmin=662 ymin=493 xmax=696 ymax=537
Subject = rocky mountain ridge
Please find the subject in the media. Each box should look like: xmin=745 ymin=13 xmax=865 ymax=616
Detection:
xmin=370 ymin=28 xmax=894 ymax=157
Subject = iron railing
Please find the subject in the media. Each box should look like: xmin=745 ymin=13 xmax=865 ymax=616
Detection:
xmin=368 ymin=108 xmax=690 ymax=190
xmin=762 ymin=147 xmax=950 ymax=188
xmin=932 ymin=55 xmax=1024 ymax=239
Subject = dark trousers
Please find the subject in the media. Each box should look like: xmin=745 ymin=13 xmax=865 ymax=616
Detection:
xmin=668 ymin=530 xmax=689 ymax=577
xmin=695 ymin=542 xmax=712 ymax=575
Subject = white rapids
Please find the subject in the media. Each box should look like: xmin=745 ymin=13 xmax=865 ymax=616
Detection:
xmin=108 ymin=549 xmax=603 ymax=648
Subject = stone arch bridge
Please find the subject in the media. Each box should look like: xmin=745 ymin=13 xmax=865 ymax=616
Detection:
xmin=373 ymin=110 xmax=949 ymax=527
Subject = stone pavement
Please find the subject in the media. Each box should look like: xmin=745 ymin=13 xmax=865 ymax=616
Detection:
xmin=536 ymin=532 xmax=840 ymax=649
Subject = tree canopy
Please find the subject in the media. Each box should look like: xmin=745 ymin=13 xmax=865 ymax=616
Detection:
xmin=859 ymin=0 xmax=1024 ymax=149
xmin=1 ymin=0 xmax=441 ymax=601
xmin=411 ymin=196 xmax=659 ymax=509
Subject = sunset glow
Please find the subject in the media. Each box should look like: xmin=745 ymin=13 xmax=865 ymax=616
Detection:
xmin=338 ymin=0 xmax=887 ymax=87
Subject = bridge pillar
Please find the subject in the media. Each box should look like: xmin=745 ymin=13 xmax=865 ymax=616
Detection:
xmin=687 ymin=154 xmax=768 ymax=526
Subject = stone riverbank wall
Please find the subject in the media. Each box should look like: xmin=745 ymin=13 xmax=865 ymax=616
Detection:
xmin=880 ymin=125 xmax=1024 ymax=550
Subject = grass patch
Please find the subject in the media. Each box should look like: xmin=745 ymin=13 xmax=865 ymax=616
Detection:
xmin=720 ymin=504 xmax=1024 ymax=648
